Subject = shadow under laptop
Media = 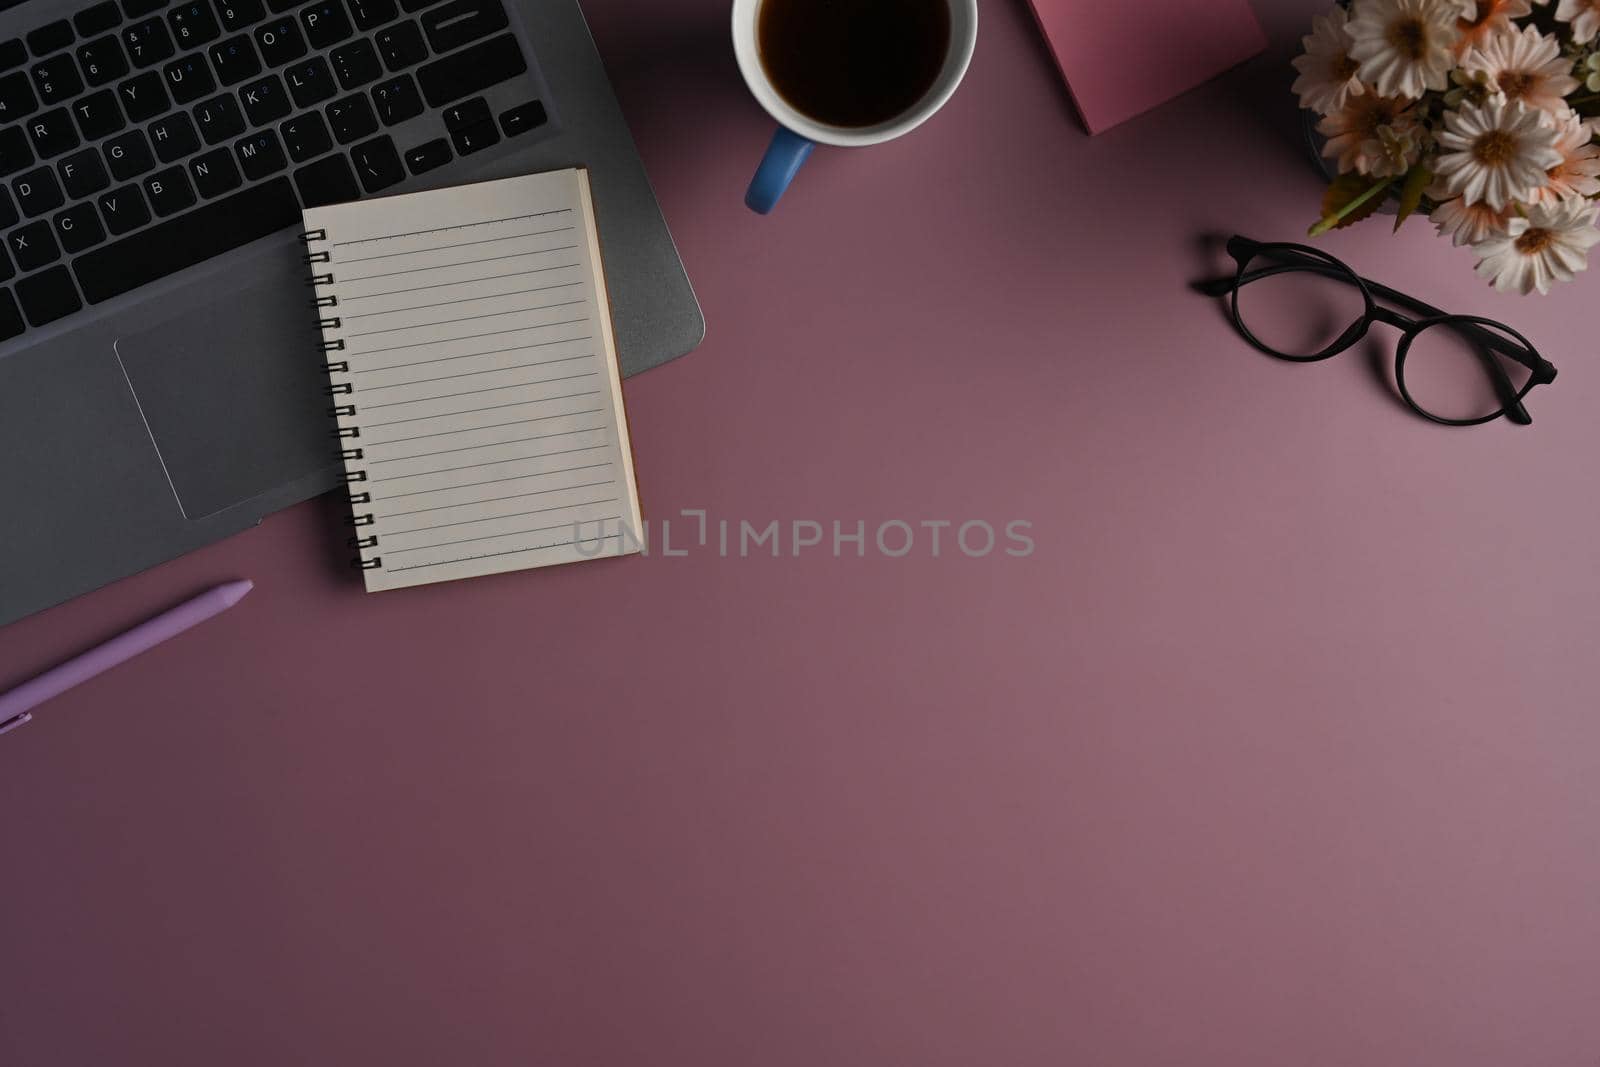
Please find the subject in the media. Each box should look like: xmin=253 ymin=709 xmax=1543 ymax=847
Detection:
xmin=311 ymin=491 xmax=372 ymax=587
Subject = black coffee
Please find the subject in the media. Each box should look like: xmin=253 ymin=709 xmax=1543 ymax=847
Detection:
xmin=758 ymin=0 xmax=952 ymax=129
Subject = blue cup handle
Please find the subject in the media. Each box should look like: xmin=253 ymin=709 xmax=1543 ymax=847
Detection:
xmin=745 ymin=127 xmax=815 ymax=214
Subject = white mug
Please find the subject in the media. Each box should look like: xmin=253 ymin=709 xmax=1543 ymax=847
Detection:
xmin=732 ymin=0 xmax=978 ymax=213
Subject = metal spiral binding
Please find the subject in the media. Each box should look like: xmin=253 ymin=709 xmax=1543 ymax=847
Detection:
xmin=302 ymin=227 xmax=382 ymax=574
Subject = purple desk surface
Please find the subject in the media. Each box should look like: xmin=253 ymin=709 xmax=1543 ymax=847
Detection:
xmin=2 ymin=2 xmax=1596 ymax=1063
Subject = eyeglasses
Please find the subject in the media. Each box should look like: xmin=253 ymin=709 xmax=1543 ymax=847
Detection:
xmin=1198 ymin=235 xmax=1557 ymax=427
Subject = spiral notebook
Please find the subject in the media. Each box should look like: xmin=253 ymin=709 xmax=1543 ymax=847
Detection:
xmin=303 ymin=169 xmax=643 ymax=592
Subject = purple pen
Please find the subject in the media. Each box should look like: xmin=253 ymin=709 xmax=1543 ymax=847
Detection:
xmin=0 ymin=580 xmax=254 ymax=736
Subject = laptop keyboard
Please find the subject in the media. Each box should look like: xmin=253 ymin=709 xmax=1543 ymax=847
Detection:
xmin=0 ymin=0 xmax=549 ymax=339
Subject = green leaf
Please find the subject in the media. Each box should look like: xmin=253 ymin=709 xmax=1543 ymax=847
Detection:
xmin=1393 ymin=165 xmax=1431 ymax=233
xmin=1309 ymin=173 xmax=1392 ymax=236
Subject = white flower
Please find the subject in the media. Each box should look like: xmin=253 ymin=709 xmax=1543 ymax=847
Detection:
xmin=1473 ymin=197 xmax=1600 ymax=293
xmin=1318 ymin=93 xmax=1420 ymax=174
xmin=1555 ymin=0 xmax=1600 ymax=46
xmin=1433 ymin=99 xmax=1563 ymax=209
xmin=1529 ymin=111 xmax=1600 ymax=201
xmin=1431 ymin=196 xmax=1513 ymax=245
xmin=1293 ymin=9 xmax=1368 ymax=114
xmin=1461 ymin=24 xmax=1580 ymax=115
xmin=1347 ymin=0 xmax=1463 ymax=98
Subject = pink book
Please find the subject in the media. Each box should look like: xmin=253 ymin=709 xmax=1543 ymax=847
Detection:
xmin=1027 ymin=0 xmax=1267 ymax=135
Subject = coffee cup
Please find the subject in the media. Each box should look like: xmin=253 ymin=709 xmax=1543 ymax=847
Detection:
xmin=732 ymin=0 xmax=978 ymax=214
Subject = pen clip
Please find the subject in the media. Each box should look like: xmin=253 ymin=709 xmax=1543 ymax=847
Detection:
xmin=0 ymin=712 xmax=34 ymax=736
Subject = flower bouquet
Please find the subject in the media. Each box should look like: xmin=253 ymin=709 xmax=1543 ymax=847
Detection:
xmin=1293 ymin=0 xmax=1600 ymax=293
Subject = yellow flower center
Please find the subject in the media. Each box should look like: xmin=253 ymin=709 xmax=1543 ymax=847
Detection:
xmin=1387 ymin=17 xmax=1429 ymax=60
xmin=1473 ymin=130 xmax=1517 ymax=166
xmin=1515 ymin=228 xmax=1554 ymax=255
xmin=1498 ymin=71 xmax=1533 ymax=100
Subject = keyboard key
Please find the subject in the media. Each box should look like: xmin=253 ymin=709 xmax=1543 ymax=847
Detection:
xmin=162 ymin=53 xmax=213 ymax=102
xmin=370 ymin=72 xmax=419 ymax=125
xmin=439 ymin=94 xmax=484 ymax=130
xmin=280 ymin=110 xmax=330 ymax=160
xmin=329 ymin=38 xmax=380 ymax=90
xmin=0 ymin=70 xmax=36 ymax=124
xmin=9 ymin=218 xmax=60 ymax=269
xmin=349 ymin=132 xmax=399 ymax=192
xmin=266 ymin=0 xmax=302 ymax=11
xmin=26 ymin=108 xmax=79 ymax=159
xmin=347 ymin=0 xmax=397 ymax=30
xmin=103 ymin=127 xmax=154 ymax=179
xmin=400 ymin=0 xmax=440 ymax=11
xmin=75 ymin=175 xmax=297 ymax=301
xmin=31 ymin=56 xmax=84 ymax=106
xmin=116 ymin=69 xmax=167 ymax=120
xmin=238 ymin=72 xmax=289 ymax=123
xmin=448 ymin=117 xmax=494 ymax=155
xmin=293 ymin=151 xmax=355 ymax=206
xmin=13 ymin=165 xmax=64 ymax=216
xmin=148 ymin=111 xmax=198 ymax=161
xmin=498 ymin=99 xmax=543 ymax=137
xmin=208 ymin=34 xmax=259 ymax=85
xmin=301 ymin=0 xmax=354 ymax=49
xmin=402 ymin=136 xmax=446 ymax=174
xmin=324 ymin=91 xmax=374 ymax=142
xmin=143 ymin=163 xmax=193 ymax=214
xmin=234 ymin=128 xmax=285 ymax=178
xmin=0 ymin=186 xmax=16 ymax=227
xmin=284 ymin=55 xmax=334 ymax=107
xmin=0 ymin=288 xmax=22 ymax=339
xmin=193 ymin=91 xmax=245 ymax=142
xmin=416 ymin=32 xmax=522 ymax=108
xmin=98 ymin=183 xmax=149 ymax=233
xmin=254 ymin=16 xmax=306 ymax=66
xmin=58 ymin=146 xmax=110 ymax=198
xmin=122 ymin=18 xmax=175 ymax=67
xmin=75 ymin=2 xmax=126 ymax=37
xmin=188 ymin=145 xmax=240 ymax=195
xmin=72 ymin=89 xmax=126 ymax=140
xmin=419 ymin=0 xmax=504 ymax=54
xmin=0 ymin=124 xmax=33 ymax=177
xmin=77 ymin=35 xmax=130 ymax=85
xmin=16 ymin=265 xmax=80 ymax=326
xmin=54 ymin=201 xmax=105 ymax=252
xmin=26 ymin=22 xmax=75 ymax=58
xmin=0 ymin=243 xmax=9 ymax=282
xmin=374 ymin=19 xmax=424 ymax=71
xmin=212 ymin=0 xmax=265 ymax=32
xmin=0 ymin=40 xmax=26 ymax=73
xmin=123 ymin=0 xmax=171 ymax=17
xmin=167 ymin=1 xmax=221 ymax=47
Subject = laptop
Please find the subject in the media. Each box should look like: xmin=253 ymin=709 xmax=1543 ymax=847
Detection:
xmin=0 ymin=0 xmax=703 ymax=627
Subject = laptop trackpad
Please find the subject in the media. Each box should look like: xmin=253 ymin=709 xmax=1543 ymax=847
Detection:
xmin=115 ymin=270 xmax=340 ymax=520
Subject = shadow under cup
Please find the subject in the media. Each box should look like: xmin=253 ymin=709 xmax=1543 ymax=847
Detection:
xmin=1232 ymin=260 xmax=1536 ymax=424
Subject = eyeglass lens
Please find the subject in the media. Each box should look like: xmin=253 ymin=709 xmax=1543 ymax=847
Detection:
xmin=1400 ymin=320 xmax=1534 ymax=423
xmin=1234 ymin=252 xmax=1366 ymax=359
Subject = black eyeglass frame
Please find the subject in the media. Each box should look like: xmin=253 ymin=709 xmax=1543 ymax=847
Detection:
xmin=1202 ymin=235 xmax=1558 ymax=427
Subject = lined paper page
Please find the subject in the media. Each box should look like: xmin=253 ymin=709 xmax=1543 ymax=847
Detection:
xmin=305 ymin=170 xmax=642 ymax=592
